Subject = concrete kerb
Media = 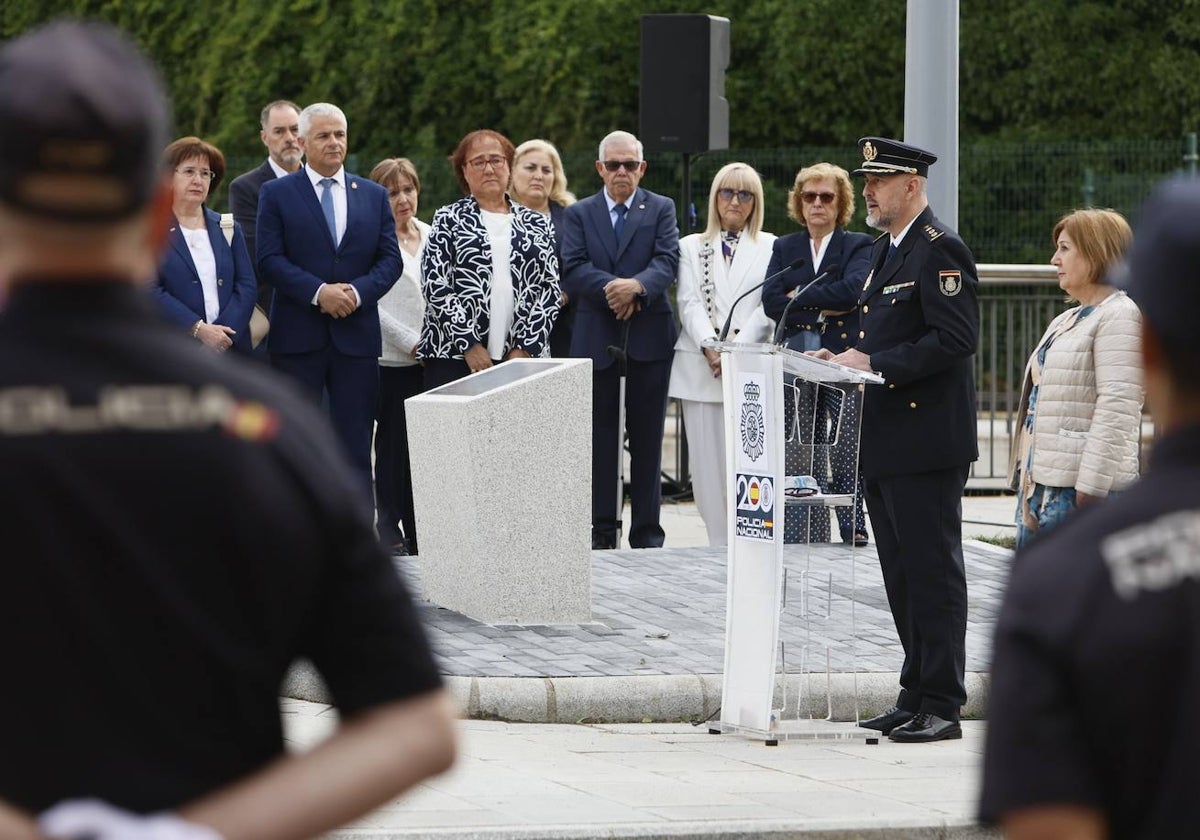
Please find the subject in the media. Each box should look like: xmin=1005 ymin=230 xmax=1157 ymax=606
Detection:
xmin=330 ymin=821 xmax=999 ymax=839
xmin=283 ymin=663 xmax=990 ymax=724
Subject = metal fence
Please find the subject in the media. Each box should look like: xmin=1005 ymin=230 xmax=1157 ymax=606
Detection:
xmin=216 ymin=136 xmax=1197 ymax=265
xmin=663 ymin=265 xmax=1129 ymax=495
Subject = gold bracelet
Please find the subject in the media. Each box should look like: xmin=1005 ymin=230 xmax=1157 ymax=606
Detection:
xmin=191 ymin=320 xmax=203 ymax=338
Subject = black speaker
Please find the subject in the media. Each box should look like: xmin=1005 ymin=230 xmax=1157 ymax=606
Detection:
xmin=639 ymin=14 xmax=730 ymax=154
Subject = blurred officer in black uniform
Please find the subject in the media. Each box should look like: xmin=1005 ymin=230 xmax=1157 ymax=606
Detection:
xmin=814 ymin=137 xmax=979 ymax=743
xmin=0 ymin=21 xmax=454 ymax=840
xmin=980 ymin=177 xmax=1200 ymax=839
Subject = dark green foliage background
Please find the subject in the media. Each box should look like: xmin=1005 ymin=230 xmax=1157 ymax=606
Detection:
xmin=3 ymin=0 xmax=1197 ymax=259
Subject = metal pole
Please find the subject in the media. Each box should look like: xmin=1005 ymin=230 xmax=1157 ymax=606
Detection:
xmin=1185 ymin=132 xmax=1198 ymax=177
xmin=1082 ymin=168 xmax=1095 ymax=208
xmin=904 ymin=0 xmax=959 ymax=228
xmin=674 ymin=151 xmax=692 ymax=495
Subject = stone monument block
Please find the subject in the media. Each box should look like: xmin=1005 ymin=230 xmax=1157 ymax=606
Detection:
xmin=406 ymin=358 xmax=591 ymax=623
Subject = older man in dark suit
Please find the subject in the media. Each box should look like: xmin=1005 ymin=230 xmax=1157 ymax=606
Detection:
xmin=227 ymin=99 xmax=302 ymax=315
xmin=257 ymin=102 xmax=401 ymax=506
xmin=561 ymin=130 xmax=680 ymax=549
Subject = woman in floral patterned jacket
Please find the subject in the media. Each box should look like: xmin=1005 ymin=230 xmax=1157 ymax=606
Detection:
xmin=418 ymin=129 xmax=560 ymax=389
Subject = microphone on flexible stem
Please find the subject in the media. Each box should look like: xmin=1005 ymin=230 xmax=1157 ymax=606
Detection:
xmin=717 ymin=256 xmax=806 ymax=342
xmin=772 ymin=264 xmax=841 ymax=346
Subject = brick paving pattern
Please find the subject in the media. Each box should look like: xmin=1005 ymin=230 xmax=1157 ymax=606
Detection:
xmin=398 ymin=541 xmax=1010 ymax=679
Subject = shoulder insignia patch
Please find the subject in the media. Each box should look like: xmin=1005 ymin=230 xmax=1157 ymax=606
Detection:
xmin=923 ymin=224 xmax=944 ymax=242
xmin=938 ymin=270 xmax=963 ymax=296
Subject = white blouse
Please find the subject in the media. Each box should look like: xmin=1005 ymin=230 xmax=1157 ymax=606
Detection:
xmin=481 ymin=210 xmax=515 ymax=361
xmin=181 ymin=226 xmax=219 ymax=323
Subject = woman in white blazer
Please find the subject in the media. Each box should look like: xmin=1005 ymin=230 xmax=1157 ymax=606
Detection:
xmin=1010 ymin=209 xmax=1143 ymax=548
xmin=669 ymin=163 xmax=777 ymax=545
xmin=370 ymin=157 xmax=431 ymax=556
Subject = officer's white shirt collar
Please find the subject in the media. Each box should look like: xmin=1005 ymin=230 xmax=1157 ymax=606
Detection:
xmin=267 ymin=157 xmax=291 ymax=179
xmin=890 ymin=213 xmax=920 ymax=249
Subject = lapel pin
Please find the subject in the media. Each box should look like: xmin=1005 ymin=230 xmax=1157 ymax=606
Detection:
xmin=638 ymin=204 xmax=645 ymax=210
xmin=350 ymin=182 xmax=358 ymax=190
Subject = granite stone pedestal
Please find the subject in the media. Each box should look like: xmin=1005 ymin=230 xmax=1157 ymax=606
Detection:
xmin=406 ymin=358 xmax=592 ymax=624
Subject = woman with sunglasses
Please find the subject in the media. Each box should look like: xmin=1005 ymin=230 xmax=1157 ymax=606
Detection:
xmin=152 ymin=136 xmax=256 ymax=353
xmin=668 ymin=163 xmax=777 ymax=546
xmin=762 ymin=162 xmax=872 ymax=547
xmin=419 ymin=130 xmax=560 ymax=389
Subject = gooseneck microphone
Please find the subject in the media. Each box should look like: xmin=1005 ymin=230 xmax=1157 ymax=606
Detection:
xmin=772 ymin=264 xmax=841 ymax=346
xmin=717 ymin=256 xmax=806 ymax=342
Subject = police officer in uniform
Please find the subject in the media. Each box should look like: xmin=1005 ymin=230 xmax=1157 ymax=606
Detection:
xmin=980 ymin=177 xmax=1200 ymax=839
xmin=814 ymin=137 xmax=979 ymax=742
xmin=0 ymin=22 xmax=454 ymax=840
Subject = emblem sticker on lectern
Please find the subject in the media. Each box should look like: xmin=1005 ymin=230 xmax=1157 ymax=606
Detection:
xmin=734 ymin=473 xmax=775 ymax=542
xmin=736 ymin=373 xmax=770 ymax=471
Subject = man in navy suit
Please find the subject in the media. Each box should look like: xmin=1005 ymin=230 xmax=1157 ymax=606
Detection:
xmin=257 ymin=102 xmax=402 ymax=505
xmin=561 ymin=130 xmax=680 ymax=549
xmin=227 ymin=99 xmax=302 ymax=313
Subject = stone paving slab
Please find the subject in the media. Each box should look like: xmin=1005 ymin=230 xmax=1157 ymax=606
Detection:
xmin=276 ymin=701 xmax=998 ymax=840
xmin=397 ymin=541 xmax=1009 ymax=679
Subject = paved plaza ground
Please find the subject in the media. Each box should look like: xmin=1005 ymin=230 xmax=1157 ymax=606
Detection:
xmin=284 ymin=496 xmax=1015 ymax=838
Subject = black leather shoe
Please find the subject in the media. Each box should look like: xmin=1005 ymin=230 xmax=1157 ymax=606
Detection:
xmin=592 ymin=533 xmax=618 ymax=550
xmin=859 ymin=706 xmax=915 ymax=735
xmin=888 ymin=712 xmax=962 ymax=742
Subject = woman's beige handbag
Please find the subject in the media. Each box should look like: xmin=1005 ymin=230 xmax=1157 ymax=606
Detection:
xmin=220 ymin=213 xmax=269 ymax=349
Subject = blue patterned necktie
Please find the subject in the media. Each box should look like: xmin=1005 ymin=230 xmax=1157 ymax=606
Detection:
xmin=613 ymin=203 xmax=628 ymax=243
xmin=319 ymin=177 xmax=337 ymax=244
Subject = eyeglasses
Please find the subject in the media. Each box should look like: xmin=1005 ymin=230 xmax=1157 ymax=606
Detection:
xmin=717 ymin=188 xmax=754 ymax=203
xmin=467 ymin=155 xmax=507 ymax=172
xmin=176 ymin=167 xmax=216 ymax=181
xmin=602 ymin=160 xmax=641 ymax=172
xmin=801 ymin=190 xmax=836 ymax=205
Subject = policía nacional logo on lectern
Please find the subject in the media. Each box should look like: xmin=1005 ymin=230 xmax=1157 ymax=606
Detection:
xmin=740 ymin=380 xmax=765 ymax=463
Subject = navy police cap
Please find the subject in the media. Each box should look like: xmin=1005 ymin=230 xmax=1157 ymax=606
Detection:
xmin=852 ymin=137 xmax=938 ymax=178
xmin=0 ymin=20 xmax=171 ymax=222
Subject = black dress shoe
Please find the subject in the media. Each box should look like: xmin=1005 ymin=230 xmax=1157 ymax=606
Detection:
xmin=859 ymin=706 xmax=915 ymax=735
xmin=592 ymin=534 xmax=618 ymax=550
xmin=888 ymin=712 xmax=962 ymax=742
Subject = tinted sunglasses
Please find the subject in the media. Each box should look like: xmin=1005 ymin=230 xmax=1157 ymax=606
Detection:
xmin=717 ymin=188 xmax=754 ymax=203
xmin=801 ymin=191 xmax=836 ymax=205
xmin=602 ymin=160 xmax=641 ymax=172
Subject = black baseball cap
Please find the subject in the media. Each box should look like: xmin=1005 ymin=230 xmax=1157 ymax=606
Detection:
xmin=852 ymin=137 xmax=938 ymax=178
xmin=1112 ymin=176 xmax=1200 ymax=350
xmin=0 ymin=19 xmax=171 ymax=222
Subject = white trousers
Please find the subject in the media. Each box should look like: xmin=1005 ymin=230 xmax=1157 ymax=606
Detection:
xmin=681 ymin=398 xmax=728 ymax=546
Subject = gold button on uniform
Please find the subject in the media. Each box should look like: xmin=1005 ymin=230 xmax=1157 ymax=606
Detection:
xmin=859 ymin=330 xmax=865 ymax=339
xmin=840 ymin=333 xmax=847 ymax=339
xmin=888 ymin=384 xmax=895 ymax=389
xmin=909 ymin=401 xmax=917 ymax=408
xmin=837 ymin=319 xmax=844 ymax=326
xmin=861 ymin=306 xmax=868 ymax=314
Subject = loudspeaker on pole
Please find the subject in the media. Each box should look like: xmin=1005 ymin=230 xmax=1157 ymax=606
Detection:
xmin=639 ymin=14 xmax=730 ymax=154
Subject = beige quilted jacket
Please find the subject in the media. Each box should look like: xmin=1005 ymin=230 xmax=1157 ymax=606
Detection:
xmin=1009 ymin=290 xmax=1143 ymax=497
